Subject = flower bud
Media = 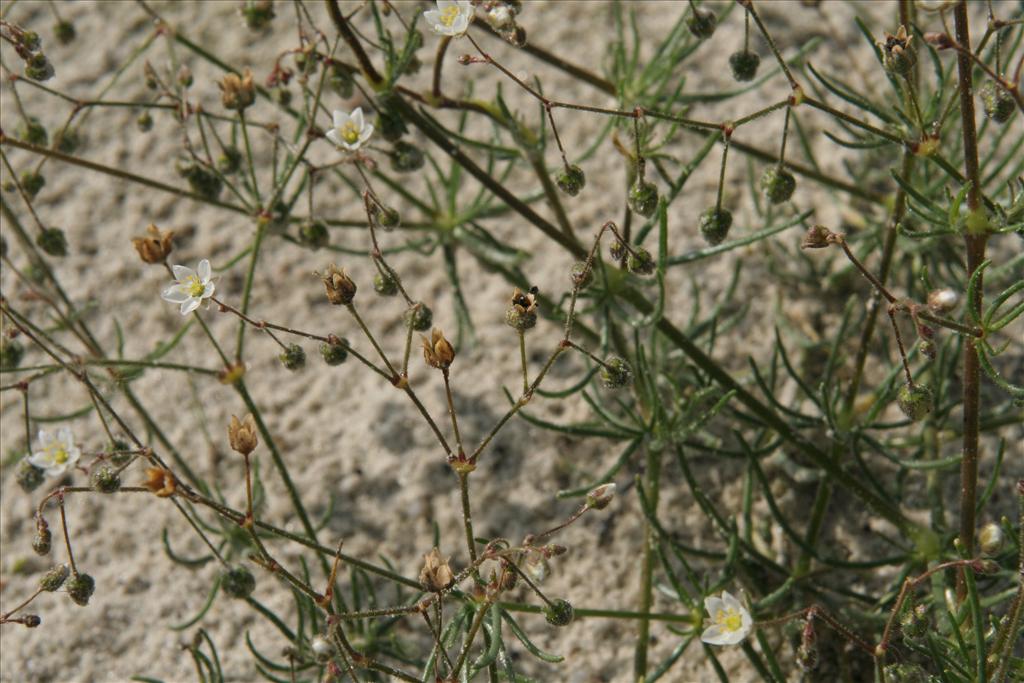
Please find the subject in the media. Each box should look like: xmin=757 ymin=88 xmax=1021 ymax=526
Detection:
xmin=896 ymin=382 xmax=934 ymax=422
xmin=66 ymin=573 xmax=95 ymax=606
xmin=376 ymin=206 xmax=401 ymax=231
xmin=373 ymin=272 xmax=399 ymax=296
xmin=801 ymin=224 xmax=833 ymax=249
xmin=21 ymin=171 xmax=46 ymax=199
xmin=686 ymin=9 xmax=717 ymax=39
xmin=320 ymin=337 xmax=349 ymax=366
xmin=978 ymin=522 xmax=1003 ymax=555
xmin=320 ymin=264 xmax=357 ymax=305
xmin=55 ymin=128 xmax=80 ymax=154
xmin=176 ymin=159 xmax=222 ymax=200
xmin=797 ymin=618 xmax=818 ymax=672
xmin=40 ymin=564 xmax=70 ymax=592
xmin=25 ymin=53 xmax=55 ymax=82
xmin=600 ymin=356 xmax=632 ymax=389
xmin=17 ymin=458 xmax=45 ymax=493
xmin=970 ymin=559 xmax=999 ymax=574
xmin=143 ymin=61 xmax=160 ymax=90
xmin=329 ymin=62 xmax=355 ymax=98
xmin=240 ymin=0 xmax=275 ymax=30
xmin=36 ymin=227 xmax=68 ymax=257
xmin=760 ymin=166 xmax=796 ymax=204
xmin=543 ymin=598 xmax=574 ymax=626
xmin=419 ymin=548 xmax=454 ymax=592
xmin=221 ymin=565 xmax=255 ymax=599
xmin=298 ymin=220 xmax=329 ymax=250
xmin=176 ymin=64 xmax=193 ymax=88
xmin=90 ymin=466 xmax=122 ymax=494
xmin=586 ymin=483 xmax=616 ymax=510
xmin=54 ymin=20 xmax=76 ymax=45
xmin=899 ymin=602 xmax=929 ymax=640
xmin=377 ymin=107 xmax=407 ymax=142
xmin=729 ymin=50 xmax=761 ymax=82
xmin=131 ymin=224 xmax=174 ymax=264
xmin=219 ymin=68 xmax=256 ymax=111
xmin=627 ymin=248 xmax=655 ymax=276
xmin=880 ymin=26 xmax=915 ymax=76
xmin=405 ymin=302 xmax=434 ymax=332
xmin=218 ymin=147 xmax=242 ymax=174
xmin=699 ymin=207 xmax=733 ymax=246
xmin=311 ymin=635 xmax=333 ymax=659
xmin=228 ymin=414 xmax=258 ymax=456
xmin=628 ymin=179 xmax=659 ymax=218
xmin=926 ymin=288 xmax=958 ymax=314
xmin=17 ymin=117 xmax=48 ymax=146
xmin=22 ymin=615 xmax=41 ymax=628
xmin=389 ymin=141 xmax=425 ymax=173
xmin=279 ymin=344 xmax=306 ymax=371
xmin=136 ymin=111 xmax=153 ymax=132
xmin=19 ymin=30 xmax=42 ymax=51
xmin=33 ymin=518 xmax=52 ymax=555
xmin=918 ymin=340 xmax=936 ymax=361
xmin=570 ymin=261 xmax=593 ymax=288
xmin=505 ymin=287 xmax=538 ymax=332
xmin=422 ymin=328 xmax=455 ymax=370
xmin=556 ymin=165 xmax=586 ymax=197
xmin=609 ymin=240 xmax=626 ymax=261
xmin=979 ymin=81 xmax=1015 ymax=124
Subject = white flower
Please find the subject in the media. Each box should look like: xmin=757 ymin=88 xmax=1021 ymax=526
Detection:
xmin=700 ymin=590 xmax=753 ymax=646
xmin=161 ymin=259 xmax=215 ymax=315
xmin=424 ymin=0 xmax=474 ymax=38
xmin=326 ymin=108 xmax=374 ymax=152
xmin=29 ymin=428 xmax=81 ymax=478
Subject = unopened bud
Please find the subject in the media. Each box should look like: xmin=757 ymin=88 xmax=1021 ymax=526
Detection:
xmin=320 ymin=337 xmax=349 ymax=366
xmin=543 ymin=598 xmax=574 ymax=626
xmin=760 ymin=165 xmax=796 ymax=204
xmin=978 ymin=522 xmax=1004 ymax=555
xmin=900 ymin=602 xmax=929 ymax=640
xmin=627 ymin=248 xmax=655 ymax=276
xmin=405 ymin=302 xmax=434 ymax=332
xmin=16 ymin=458 xmax=45 ymax=493
xmin=729 ymin=50 xmax=760 ymax=82
xmin=54 ymin=20 xmax=76 ymax=45
xmin=136 ymin=111 xmax=154 ymax=132
xmin=22 ymin=614 xmax=41 ymax=628
xmin=221 ymin=565 xmax=256 ymax=598
xmin=699 ymin=207 xmax=733 ymax=246
xmin=389 ymin=140 xmax=424 ymax=173
xmin=600 ymin=357 xmax=632 ymax=389
xmin=376 ymin=206 xmax=401 ymax=230
xmin=797 ymin=618 xmax=818 ymax=671
xmin=176 ymin=64 xmax=193 ymax=88
xmin=40 ymin=564 xmax=70 ymax=592
xmin=979 ymin=81 xmax=1015 ymax=124
xmin=918 ymin=340 xmax=936 ymax=361
xmin=628 ymin=179 xmax=659 ymax=218
xmin=90 ymin=466 xmax=122 ymax=494
xmin=896 ymin=382 xmax=934 ymax=422
xmin=241 ymin=0 xmax=276 ymax=30
xmin=686 ymin=9 xmax=717 ymax=39
xmin=37 ymin=227 xmax=68 ymax=257
xmin=17 ymin=117 xmax=48 ymax=146
xmin=279 ymin=344 xmax=306 ymax=371
xmin=311 ymin=635 xmax=333 ymax=658
xmin=32 ymin=520 xmax=52 ymax=556
xmin=971 ymin=559 xmax=999 ymax=574
xmin=373 ymin=272 xmax=399 ymax=296
xmin=66 ymin=573 xmax=95 ymax=606
xmin=25 ymin=53 xmax=55 ymax=82
xmin=21 ymin=171 xmax=46 ymax=199
xmin=298 ymin=220 xmax=329 ymax=250
xmin=570 ymin=261 xmax=593 ymax=288
xmin=586 ymin=483 xmax=616 ymax=510
xmin=556 ymin=165 xmax=586 ymax=197
xmin=927 ymin=288 xmax=958 ymax=314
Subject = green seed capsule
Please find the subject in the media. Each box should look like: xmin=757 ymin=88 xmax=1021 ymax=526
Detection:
xmin=405 ymin=303 xmax=433 ymax=332
xmin=67 ymin=573 xmax=95 ymax=606
xmin=760 ymin=166 xmax=796 ymax=204
xmin=699 ymin=207 xmax=733 ymax=246
xmin=600 ymin=356 xmax=633 ymax=389
xmin=979 ymin=80 xmax=1016 ymax=124
xmin=555 ymin=165 xmax=586 ymax=197
xmin=221 ymin=565 xmax=255 ymax=599
xmin=543 ymin=599 xmax=574 ymax=626
xmin=279 ymin=344 xmax=306 ymax=371
xmin=373 ymin=272 xmax=399 ymax=297
xmin=16 ymin=458 xmax=45 ymax=493
xmin=687 ymin=9 xmax=717 ymax=39
xmin=628 ymin=180 xmax=658 ymax=218
xmin=37 ymin=228 xmax=68 ymax=257
xmin=729 ymin=51 xmax=760 ymax=82
xmin=299 ymin=221 xmax=329 ymax=250
xmin=627 ymin=248 xmax=655 ymax=276
xmin=40 ymin=564 xmax=70 ymax=592
xmin=896 ymin=382 xmax=933 ymax=421
xmin=90 ymin=466 xmax=122 ymax=494
xmin=319 ymin=339 xmax=349 ymax=366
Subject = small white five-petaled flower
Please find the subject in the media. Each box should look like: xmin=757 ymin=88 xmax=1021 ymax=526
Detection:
xmin=326 ymin=108 xmax=374 ymax=152
xmin=162 ymin=259 xmax=216 ymax=315
xmin=425 ymin=0 xmax=474 ymax=38
xmin=29 ymin=428 xmax=81 ymax=478
xmin=700 ymin=590 xmax=753 ymax=646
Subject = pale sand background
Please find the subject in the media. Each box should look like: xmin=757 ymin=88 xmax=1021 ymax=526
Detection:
xmin=1 ymin=1 xmax=1021 ymax=682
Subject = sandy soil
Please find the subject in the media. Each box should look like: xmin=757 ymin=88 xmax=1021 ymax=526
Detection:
xmin=1 ymin=1 xmax=1020 ymax=682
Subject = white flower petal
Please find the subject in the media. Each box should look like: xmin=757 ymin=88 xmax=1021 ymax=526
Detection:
xmin=56 ymin=427 xmax=74 ymax=447
xmin=197 ymin=259 xmax=212 ymax=282
xmin=436 ymin=0 xmax=456 ymax=10
xmin=325 ymin=129 xmax=342 ymax=147
xmin=700 ymin=624 xmax=728 ymax=645
xmin=704 ymin=596 xmax=724 ymax=615
xmin=351 ymin=107 xmax=364 ymax=130
xmin=28 ymin=451 xmax=49 ymax=468
xmin=162 ymin=285 xmax=190 ymax=303
xmin=171 ymin=264 xmax=194 ymax=282
xmin=181 ymin=298 xmax=201 ymax=315
xmin=721 ymin=591 xmax=742 ymax=611
xmin=358 ymin=123 xmax=374 ymax=144
xmin=38 ymin=429 xmax=53 ymax=446
xmin=332 ymin=109 xmax=346 ymax=129
xmin=201 ymin=281 xmax=216 ymax=299
xmin=424 ymin=9 xmax=441 ymax=27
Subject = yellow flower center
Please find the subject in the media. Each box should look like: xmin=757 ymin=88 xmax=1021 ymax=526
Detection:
xmin=439 ymin=5 xmax=461 ymax=27
xmin=715 ymin=608 xmax=743 ymax=632
xmin=52 ymin=447 xmax=69 ymax=464
xmin=186 ymin=275 xmax=206 ymax=297
xmin=341 ymin=121 xmax=360 ymax=144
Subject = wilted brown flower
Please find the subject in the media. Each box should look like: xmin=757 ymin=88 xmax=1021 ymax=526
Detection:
xmin=228 ymin=414 xmax=258 ymax=455
xmin=320 ymin=264 xmax=357 ymax=305
xmin=131 ymin=224 xmax=174 ymax=264
xmin=143 ymin=467 xmax=177 ymax=497
xmin=421 ymin=328 xmax=455 ymax=370
xmin=419 ymin=547 xmax=454 ymax=592
xmin=219 ymin=68 xmax=255 ymax=111
xmin=800 ymin=224 xmax=834 ymax=250
xmin=504 ymin=286 xmax=538 ymax=331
